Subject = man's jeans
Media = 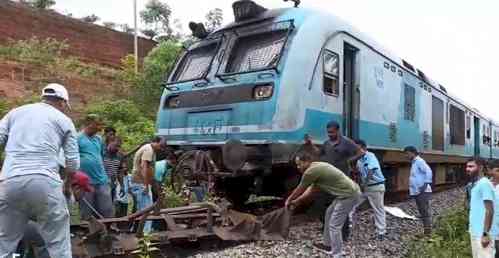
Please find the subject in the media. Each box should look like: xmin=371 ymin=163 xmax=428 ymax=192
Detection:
xmin=130 ymin=183 xmax=153 ymax=233
xmin=323 ymin=194 xmax=360 ymax=258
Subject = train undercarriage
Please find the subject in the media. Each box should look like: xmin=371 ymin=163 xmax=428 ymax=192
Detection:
xmin=170 ymin=140 xmax=468 ymax=206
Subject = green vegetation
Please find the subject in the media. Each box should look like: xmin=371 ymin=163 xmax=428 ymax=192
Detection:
xmin=407 ymin=208 xmax=471 ymax=258
xmin=132 ymin=234 xmax=159 ymax=258
xmin=0 ymin=36 xmax=181 ymax=157
xmin=0 ymin=37 xmax=119 ymax=81
xmin=23 ymin=0 xmax=56 ymax=10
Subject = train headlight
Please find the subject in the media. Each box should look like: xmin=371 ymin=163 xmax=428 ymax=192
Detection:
xmin=253 ymin=85 xmax=273 ymax=100
xmin=167 ymin=96 xmax=181 ymax=108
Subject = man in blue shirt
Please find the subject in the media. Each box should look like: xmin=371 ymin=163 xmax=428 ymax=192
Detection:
xmin=404 ymin=146 xmax=433 ymax=236
xmin=351 ymin=140 xmax=386 ymax=240
xmin=78 ymin=114 xmax=113 ymax=219
xmin=466 ymin=157 xmax=495 ymax=258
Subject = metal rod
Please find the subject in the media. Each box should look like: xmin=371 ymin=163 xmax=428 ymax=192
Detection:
xmin=82 ymin=198 xmax=104 ymax=219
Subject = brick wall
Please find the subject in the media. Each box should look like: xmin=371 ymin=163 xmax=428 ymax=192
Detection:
xmin=0 ymin=1 xmax=156 ymax=68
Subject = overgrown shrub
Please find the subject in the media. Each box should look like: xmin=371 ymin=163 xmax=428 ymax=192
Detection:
xmin=407 ymin=208 xmax=471 ymax=258
xmin=0 ymin=37 xmax=68 ymax=66
xmin=133 ymin=40 xmax=181 ymax=115
xmin=0 ymin=100 xmax=8 ymax=118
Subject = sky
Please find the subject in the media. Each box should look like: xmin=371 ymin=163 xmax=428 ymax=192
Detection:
xmin=53 ymin=0 xmax=499 ymax=121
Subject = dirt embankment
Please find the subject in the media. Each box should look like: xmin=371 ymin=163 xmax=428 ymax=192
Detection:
xmin=0 ymin=0 xmax=156 ymax=68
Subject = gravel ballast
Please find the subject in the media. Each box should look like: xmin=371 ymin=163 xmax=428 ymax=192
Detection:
xmin=168 ymin=187 xmax=464 ymax=258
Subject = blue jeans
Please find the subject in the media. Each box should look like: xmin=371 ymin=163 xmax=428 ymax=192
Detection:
xmin=130 ymin=183 xmax=152 ymax=233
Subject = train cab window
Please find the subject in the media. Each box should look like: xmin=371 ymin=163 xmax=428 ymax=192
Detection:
xmin=225 ymin=30 xmax=288 ymax=74
xmin=404 ymin=84 xmax=416 ymax=121
xmin=172 ymin=42 xmax=219 ymax=82
xmin=323 ymin=51 xmax=339 ymax=96
xmin=449 ymin=105 xmax=465 ymax=145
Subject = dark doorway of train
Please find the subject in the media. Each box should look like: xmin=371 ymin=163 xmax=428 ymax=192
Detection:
xmin=474 ymin=116 xmax=480 ymax=156
xmin=343 ymin=43 xmax=360 ymax=139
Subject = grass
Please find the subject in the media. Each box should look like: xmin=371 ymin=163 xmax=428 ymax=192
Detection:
xmin=407 ymin=208 xmax=471 ymax=258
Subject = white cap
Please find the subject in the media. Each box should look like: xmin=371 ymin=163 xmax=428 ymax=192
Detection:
xmin=41 ymin=83 xmax=70 ymax=107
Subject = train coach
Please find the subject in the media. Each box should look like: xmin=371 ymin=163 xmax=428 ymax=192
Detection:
xmin=156 ymin=0 xmax=499 ymax=202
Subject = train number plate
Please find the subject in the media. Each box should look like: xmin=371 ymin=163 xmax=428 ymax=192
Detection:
xmin=187 ymin=110 xmax=231 ymax=137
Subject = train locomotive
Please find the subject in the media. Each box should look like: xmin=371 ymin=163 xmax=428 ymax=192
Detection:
xmin=156 ymin=0 xmax=499 ymax=203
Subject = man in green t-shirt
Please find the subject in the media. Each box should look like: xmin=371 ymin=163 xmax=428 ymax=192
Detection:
xmin=286 ymin=151 xmax=361 ymax=257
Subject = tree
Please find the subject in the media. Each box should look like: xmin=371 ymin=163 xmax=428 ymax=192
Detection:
xmin=204 ymin=8 xmax=223 ymax=32
xmin=140 ymin=0 xmax=173 ymax=39
xmin=80 ymin=14 xmax=100 ymax=23
xmin=103 ymin=22 xmax=117 ymax=30
xmin=141 ymin=29 xmax=157 ymax=40
xmin=120 ymin=24 xmax=134 ymax=34
xmin=135 ymin=40 xmax=181 ymax=113
xmin=27 ymin=0 xmax=56 ymax=9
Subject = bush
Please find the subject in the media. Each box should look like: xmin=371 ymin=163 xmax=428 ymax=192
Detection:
xmin=0 ymin=37 xmax=68 ymax=66
xmin=407 ymin=208 xmax=471 ymax=258
xmin=133 ymin=40 xmax=181 ymax=115
xmin=0 ymin=100 xmax=8 ymax=118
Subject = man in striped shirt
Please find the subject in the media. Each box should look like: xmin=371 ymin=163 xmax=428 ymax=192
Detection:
xmin=103 ymin=137 xmax=124 ymax=203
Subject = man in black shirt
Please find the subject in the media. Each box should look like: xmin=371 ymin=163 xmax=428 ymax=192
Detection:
xmin=303 ymin=121 xmax=360 ymax=243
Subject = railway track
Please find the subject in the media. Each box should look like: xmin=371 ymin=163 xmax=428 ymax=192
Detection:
xmin=69 ymin=182 xmax=463 ymax=258
xmin=171 ymin=187 xmax=465 ymax=258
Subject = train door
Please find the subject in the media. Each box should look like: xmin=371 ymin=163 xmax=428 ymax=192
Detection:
xmin=343 ymin=43 xmax=360 ymax=139
xmin=431 ymin=96 xmax=444 ymax=151
xmin=474 ymin=116 xmax=480 ymax=156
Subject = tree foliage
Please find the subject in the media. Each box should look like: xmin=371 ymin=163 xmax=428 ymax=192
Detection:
xmin=141 ymin=29 xmax=157 ymax=40
xmin=103 ymin=22 xmax=117 ymax=30
xmin=120 ymin=24 xmax=134 ymax=34
xmin=137 ymin=40 xmax=181 ymax=112
xmin=26 ymin=0 xmax=56 ymax=9
xmin=140 ymin=0 xmax=173 ymax=39
xmin=80 ymin=14 xmax=100 ymax=23
xmin=205 ymin=8 xmax=223 ymax=32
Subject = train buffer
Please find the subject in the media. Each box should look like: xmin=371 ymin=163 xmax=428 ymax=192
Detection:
xmin=70 ymin=201 xmax=291 ymax=258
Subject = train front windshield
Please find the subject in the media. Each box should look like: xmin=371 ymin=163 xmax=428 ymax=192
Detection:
xmin=168 ymin=21 xmax=293 ymax=85
xmin=225 ymin=30 xmax=288 ymax=74
xmin=171 ymin=41 xmax=220 ymax=83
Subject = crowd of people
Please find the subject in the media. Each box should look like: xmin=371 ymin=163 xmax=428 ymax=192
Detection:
xmin=0 ymin=83 xmax=496 ymax=258
xmin=286 ymin=121 xmax=432 ymax=258
xmin=0 ymin=84 xmax=173 ymax=257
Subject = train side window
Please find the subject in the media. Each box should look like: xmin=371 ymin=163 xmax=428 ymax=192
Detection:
xmin=323 ymin=51 xmax=339 ymax=96
xmin=449 ymin=105 xmax=465 ymax=145
xmin=466 ymin=115 xmax=471 ymax=139
xmin=403 ymin=84 xmax=416 ymax=121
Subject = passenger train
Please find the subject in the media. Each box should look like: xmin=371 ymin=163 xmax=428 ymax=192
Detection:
xmin=156 ymin=0 xmax=499 ymax=201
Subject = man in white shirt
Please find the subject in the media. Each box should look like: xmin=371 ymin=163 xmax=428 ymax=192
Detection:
xmin=0 ymin=83 xmax=80 ymax=258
